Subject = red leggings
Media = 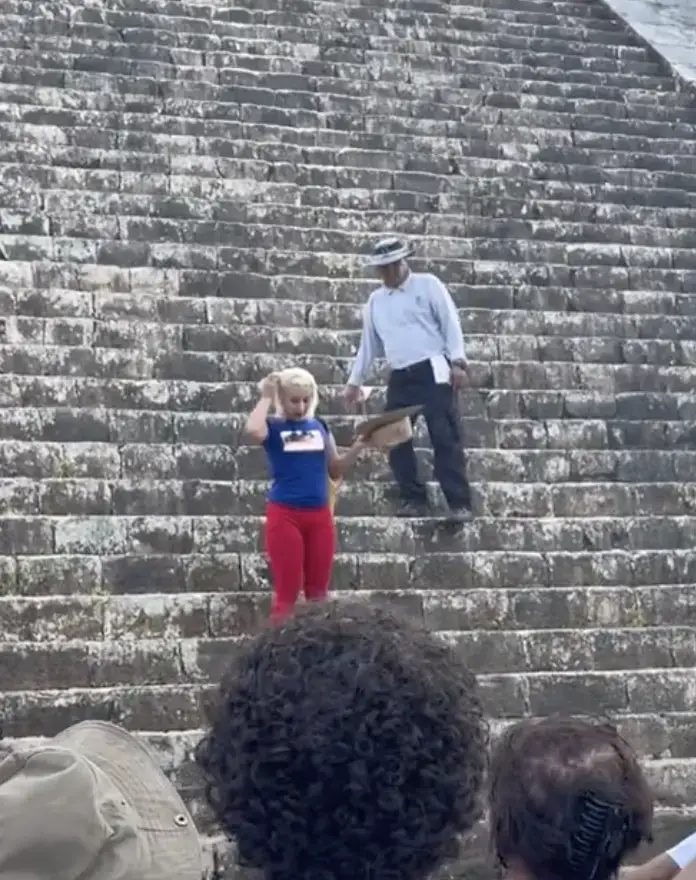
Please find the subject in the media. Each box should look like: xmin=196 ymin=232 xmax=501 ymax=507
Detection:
xmin=265 ymin=501 xmax=336 ymax=621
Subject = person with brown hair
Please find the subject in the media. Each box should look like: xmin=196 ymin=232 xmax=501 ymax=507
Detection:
xmin=489 ymin=715 xmax=696 ymax=880
xmin=489 ymin=717 xmax=654 ymax=880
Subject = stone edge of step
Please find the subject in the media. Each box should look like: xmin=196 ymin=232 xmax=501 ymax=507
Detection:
xmin=600 ymin=0 xmax=696 ymax=94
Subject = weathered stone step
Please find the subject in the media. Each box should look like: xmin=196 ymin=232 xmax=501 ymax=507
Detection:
xmin=66 ymin=0 xmax=624 ymax=21
xmin=3 ymin=472 xmax=695 ymax=517
xmin=0 ymin=1 xmax=644 ymax=47
xmin=0 ymin=32 xmax=665 ymax=76
xmin=0 ymin=0 xmax=629 ymax=28
xmin=179 ymin=156 xmax=696 ymax=196
xmin=0 ymin=288 xmax=696 ymax=338
xmin=1 ymin=375 xmax=696 ymax=426
xmin=183 ymin=257 xmax=696 ymax=297
xmin=5 ymin=184 xmax=696 ymax=252
xmin=3 ymin=322 xmax=696 ymax=372
xmin=0 ymin=242 xmax=694 ymax=299
xmin=5 ymin=228 xmax=696 ymax=291
xmin=0 ymin=422 xmax=671 ymax=478
xmin=234 ymin=443 xmax=696 ymax=482
xmin=2 ymin=392 xmax=696 ymax=450
xmin=3 ymin=280 xmax=696 ymax=324
xmin=0 ymin=682 xmax=207 ymax=737
xmin=3 ymin=55 xmax=680 ymax=111
xmin=3 ymin=123 xmax=696 ymax=182
xmin=0 ymin=25 xmax=667 ymax=68
xmin=4 ymin=99 xmax=695 ymax=165
xmin=6 ymin=583 xmax=696 ymax=641
xmin=4 ymin=665 xmax=696 ymax=737
xmin=18 ymin=134 xmax=664 ymax=190
xmin=2 ymin=341 xmax=696 ymax=395
xmin=3 ymin=620 xmax=696 ymax=703
xmin=8 ymin=205 xmax=696 ymax=258
xmin=7 ymin=314 xmax=696 ymax=366
xmin=6 ymin=131 xmax=695 ymax=194
xmin=0 ymin=42 xmax=670 ymax=102
xmin=17 ymin=441 xmax=696 ymax=486
xmin=5 ymin=157 xmax=696 ymax=224
xmin=6 ymin=78 xmax=693 ymax=129
xmin=0 ymin=0 xmax=648 ymax=44
xmin=3 ymin=57 xmax=671 ymax=115
xmin=6 ymin=540 xmax=696 ymax=594
xmin=1 ymin=63 xmax=689 ymax=154
xmin=173 ymin=273 xmax=694 ymax=315
xmin=6 ymin=298 xmax=696 ymax=347
xmin=0 ymin=232 xmax=696 ymax=296
xmin=16 ymin=204 xmax=694 ymax=252
xmin=0 ymin=35 xmax=668 ymax=88
xmin=224 ymin=0 xmax=620 ymax=18
xmin=10 ymin=191 xmax=695 ymax=239
xmin=4 ymin=85 xmax=695 ymax=145
xmin=3 ymin=625 xmax=696 ymax=696
xmin=11 ymin=72 xmax=661 ymax=142
xmin=2 ymin=508 xmax=696 ymax=557
xmin=1 ymin=395 xmax=695 ymax=449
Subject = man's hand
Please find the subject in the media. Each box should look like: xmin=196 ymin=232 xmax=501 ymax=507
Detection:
xmin=351 ymin=434 xmax=369 ymax=453
xmin=343 ymin=384 xmax=364 ymax=408
xmin=451 ymin=365 xmax=468 ymax=389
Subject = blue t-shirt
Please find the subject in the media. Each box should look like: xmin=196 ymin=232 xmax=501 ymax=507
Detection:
xmin=263 ymin=417 xmax=330 ymax=509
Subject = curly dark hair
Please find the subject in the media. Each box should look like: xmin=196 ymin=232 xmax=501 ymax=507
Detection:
xmin=489 ymin=717 xmax=653 ymax=880
xmin=196 ymin=601 xmax=488 ymax=880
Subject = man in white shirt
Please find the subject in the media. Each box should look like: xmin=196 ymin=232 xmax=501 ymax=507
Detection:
xmin=343 ymin=237 xmax=472 ymax=522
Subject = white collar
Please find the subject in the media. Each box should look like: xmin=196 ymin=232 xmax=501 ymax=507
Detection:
xmin=384 ymin=270 xmax=412 ymax=294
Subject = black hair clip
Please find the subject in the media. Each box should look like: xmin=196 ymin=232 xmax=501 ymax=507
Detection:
xmin=568 ymin=792 xmax=628 ymax=880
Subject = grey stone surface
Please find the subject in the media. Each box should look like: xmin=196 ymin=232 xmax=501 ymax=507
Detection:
xmin=1 ymin=0 xmax=696 ymax=874
xmin=601 ymin=0 xmax=696 ymax=87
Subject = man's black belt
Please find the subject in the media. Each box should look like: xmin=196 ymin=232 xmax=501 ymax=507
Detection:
xmin=391 ymin=359 xmax=432 ymax=375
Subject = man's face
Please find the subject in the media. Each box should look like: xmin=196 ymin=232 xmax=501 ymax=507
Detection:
xmin=377 ymin=260 xmax=405 ymax=288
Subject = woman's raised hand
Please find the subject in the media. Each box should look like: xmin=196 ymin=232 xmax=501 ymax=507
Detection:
xmin=260 ymin=373 xmax=280 ymax=399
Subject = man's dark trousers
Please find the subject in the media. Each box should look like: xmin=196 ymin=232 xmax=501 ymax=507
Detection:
xmin=385 ymin=359 xmax=471 ymax=509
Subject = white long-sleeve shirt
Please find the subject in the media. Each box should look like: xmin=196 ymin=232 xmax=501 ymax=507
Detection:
xmin=347 ymin=272 xmax=466 ymax=386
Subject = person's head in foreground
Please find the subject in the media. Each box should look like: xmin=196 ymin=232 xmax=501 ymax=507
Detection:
xmin=490 ymin=717 xmax=654 ymax=880
xmin=262 ymin=366 xmax=319 ymax=421
xmin=196 ymin=600 xmax=488 ymax=880
xmin=365 ymin=236 xmax=413 ymax=288
xmin=0 ymin=720 xmax=202 ymax=879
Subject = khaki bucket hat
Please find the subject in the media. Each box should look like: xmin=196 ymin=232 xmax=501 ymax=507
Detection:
xmin=0 ymin=720 xmax=203 ymax=880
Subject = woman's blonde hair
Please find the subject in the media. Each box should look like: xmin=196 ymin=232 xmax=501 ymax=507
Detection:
xmin=260 ymin=367 xmax=319 ymax=418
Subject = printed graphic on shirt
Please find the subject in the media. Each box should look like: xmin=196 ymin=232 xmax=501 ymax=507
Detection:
xmin=280 ymin=428 xmax=326 ymax=452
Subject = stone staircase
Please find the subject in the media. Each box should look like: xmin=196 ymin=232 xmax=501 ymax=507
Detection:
xmin=2 ymin=0 xmax=696 ymax=873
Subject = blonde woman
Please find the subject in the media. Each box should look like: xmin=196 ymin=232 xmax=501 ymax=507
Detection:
xmin=245 ymin=368 xmax=365 ymax=621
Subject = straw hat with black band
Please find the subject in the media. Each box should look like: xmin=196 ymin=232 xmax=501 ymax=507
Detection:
xmin=356 ymin=405 xmax=423 ymax=449
xmin=0 ymin=720 xmax=203 ymax=880
xmin=364 ymin=237 xmax=414 ymax=268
